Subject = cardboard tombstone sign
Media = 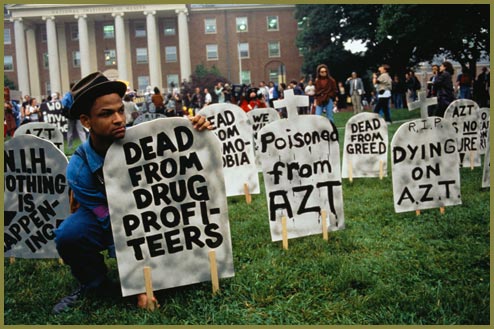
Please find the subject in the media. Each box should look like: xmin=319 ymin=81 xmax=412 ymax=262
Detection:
xmin=4 ymin=135 xmax=69 ymax=258
xmin=197 ymin=103 xmax=260 ymax=196
xmin=246 ymin=107 xmax=280 ymax=171
xmin=132 ymin=112 xmax=167 ymax=125
xmin=103 ymin=118 xmax=234 ymax=297
xmin=481 ymin=127 xmax=490 ymax=188
xmin=39 ymin=100 xmax=68 ymax=137
xmin=342 ymin=112 xmax=388 ymax=178
xmin=391 ymin=117 xmax=462 ymax=213
xmin=478 ymin=108 xmax=490 ymax=155
xmin=14 ymin=122 xmax=64 ymax=152
xmin=258 ymin=89 xmax=345 ymax=241
xmin=444 ymin=99 xmax=481 ymax=167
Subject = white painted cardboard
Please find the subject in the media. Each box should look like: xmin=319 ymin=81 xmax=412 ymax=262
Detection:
xmin=246 ymin=107 xmax=280 ymax=171
xmin=14 ymin=121 xmax=64 ymax=151
xmin=444 ymin=99 xmax=481 ymax=167
xmin=104 ymin=118 xmax=234 ymax=297
xmin=4 ymin=135 xmax=69 ymax=258
xmin=342 ymin=112 xmax=388 ymax=178
xmin=259 ymin=89 xmax=344 ymax=241
xmin=481 ymin=127 xmax=490 ymax=188
xmin=478 ymin=107 xmax=490 ymax=155
xmin=197 ymin=103 xmax=260 ymax=197
xmin=391 ymin=117 xmax=462 ymax=213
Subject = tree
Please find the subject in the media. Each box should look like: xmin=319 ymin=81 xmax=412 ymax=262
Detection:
xmin=182 ymin=64 xmax=230 ymax=102
xmin=295 ymin=4 xmax=489 ymax=81
xmin=4 ymin=75 xmax=17 ymax=90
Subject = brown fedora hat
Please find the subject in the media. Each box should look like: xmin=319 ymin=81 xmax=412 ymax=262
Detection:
xmin=68 ymin=71 xmax=127 ymax=119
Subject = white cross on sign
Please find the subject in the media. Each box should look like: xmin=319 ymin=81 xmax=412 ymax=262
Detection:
xmin=273 ymin=89 xmax=309 ymax=119
xmin=407 ymin=91 xmax=438 ymax=119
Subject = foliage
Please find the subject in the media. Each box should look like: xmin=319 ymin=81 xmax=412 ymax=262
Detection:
xmin=4 ymin=109 xmax=490 ymax=325
xmin=4 ymin=75 xmax=17 ymax=90
xmin=181 ymin=64 xmax=231 ymax=102
xmin=295 ymin=4 xmax=490 ymax=80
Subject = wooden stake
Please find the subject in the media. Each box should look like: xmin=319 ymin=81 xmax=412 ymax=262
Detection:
xmin=143 ymin=266 xmax=155 ymax=311
xmin=470 ymin=151 xmax=474 ymax=170
xmin=348 ymin=160 xmax=353 ymax=183
xmin=321 ymin=210 xmax=328 ymax=241
xmin=208 ymin=250 xmax=220 ymax=295
xmin=440 ymin=207 xmax=445 ymax=215
xmin=281 ymin=216 xmax=288 ymax=250
xmin=379 ymin=160 xmax=384 ymax=180
xmin=9 ymin=256 xmax=15 ymax=264
xmin=243 ymin=183 xmax=252 ymax=204
xmin=58 ymin=258 xmax=64 ymax=265
xmin=415 ymin=210 xmax=421 ymax=216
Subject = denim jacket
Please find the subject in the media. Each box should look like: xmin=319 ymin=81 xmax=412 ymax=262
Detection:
xmin=67 ymin=139 xmax=110 ymax=229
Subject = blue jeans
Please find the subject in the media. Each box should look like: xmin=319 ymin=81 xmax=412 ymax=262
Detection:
xmin=55 ymin=206 xmax=113 ymax=288
xmin=392 ymin=93 xmax=404 ymax=109
xmin=458 ymin=86 xmax=471 ymax=99
xmin=315 ymin=99 xmax=334 ymax=122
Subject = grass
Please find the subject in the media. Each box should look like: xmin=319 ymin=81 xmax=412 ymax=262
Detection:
xmin=3 ymin=108 xmax=490 ymax=325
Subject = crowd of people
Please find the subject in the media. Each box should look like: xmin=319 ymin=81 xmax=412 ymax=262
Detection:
xmin=4 ymin=63 xmax=490 ymax=139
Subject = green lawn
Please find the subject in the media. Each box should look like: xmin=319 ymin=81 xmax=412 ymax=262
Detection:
xmin=4 ymin=108 xmax=490 ymax=325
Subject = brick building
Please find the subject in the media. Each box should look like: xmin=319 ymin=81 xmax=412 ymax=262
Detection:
xmin=4 ymin=4 xmax=304 ymax=99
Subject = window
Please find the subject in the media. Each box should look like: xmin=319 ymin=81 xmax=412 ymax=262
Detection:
xmin=138 ymin=76 xmax=149 ymax=92
xmin=104 ymin=49 xmax=116 ymax=65
xmin=269 ymin=69 xmax=279 ymax=84
xmin=241 ymin=70 xmax=251 ymax=85
xmin=268 ymin=41 xmax=280 ymax=57
xmin=167 ymin=74 xmax=179 ymax=91
xmin=4 ymin=29 xmax=11 ymax=44
xmin=206 ymin=44 xmax=218 ymax=60
xmin=165 ymin=46 xmax=177 ymax=62
xmin=41 ymin=26 xmax=47 ymax=42
xmin=4 ymin=56 xmax=13 ymax=71
xmin=103 ymin=24 xmax=115 ymax=39
xmin=72 ymin=51 xmax=80 ymax=67
xmin=136 ymin=48 xmax=148 ymax=64
xmin=236 ymin=17 xmax=248 ymax=32
xmin=267 ymin=16 xmax=279 ymax=31
xmin=135 ymin=22 xmax=146 ymax=37
xmin=43 ymin=53 xmax=49 ymax=68
xmin=205 ymin=18 xmax=216 ymax=34
xmin=70 ymin=24 xmax=78 ymax=40
xmin=163 ymin=19 xmax=176 ymax=36
xmin=238 ymin=42 xmax=249 ymax=58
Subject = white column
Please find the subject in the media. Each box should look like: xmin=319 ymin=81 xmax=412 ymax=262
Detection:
xmin=76 ymin=14 xmax=91 ymax=77
xmin=176 ymin=8 xmax=191 ymax=81
xmin=144 ymin=10 xmax=161 ymax=88
xmin=112 ymin=12 xmax=128 ymax=81
xmin=12 ymin=18 xmax=30 ymax=96
xmin=43 ymin=16 xmax=61 ymax=94
xmin=25 ymin=26 xmax=41 ymax=98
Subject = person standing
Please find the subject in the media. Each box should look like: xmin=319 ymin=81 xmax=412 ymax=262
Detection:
xmin=314 ymin=64 xmax=337 ymax=122
xmin=433 ymin=61 xmax=456 ymax=118
xmin=304 ymin=79 xmax=316 ymax=113
xmin=391 ymin=75 xmax=405 ymax=109
xmin=62 ymin=83 xmax=88 ymax=149
xmin=214 ymin=82 xmax=225 ymax=103
xmin=346 ymin=72 xmax=365 ymax=114
xmin=456 ymin=68 xmax=472 ymax=99
xmin=474 ymin=66 xmax=489 ymax=107
xmin=373 ymin=64 xmax=393 ymax=124
xmin=52 ymin=71 xmax=212 ymax=314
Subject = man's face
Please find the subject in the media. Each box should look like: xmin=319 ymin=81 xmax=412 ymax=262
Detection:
xmin=81 ymin=93 xmax=126 ymax=142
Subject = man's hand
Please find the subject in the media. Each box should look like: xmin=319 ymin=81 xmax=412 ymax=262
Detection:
xmin=189 ymin=114 xmax=214 ymax=131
